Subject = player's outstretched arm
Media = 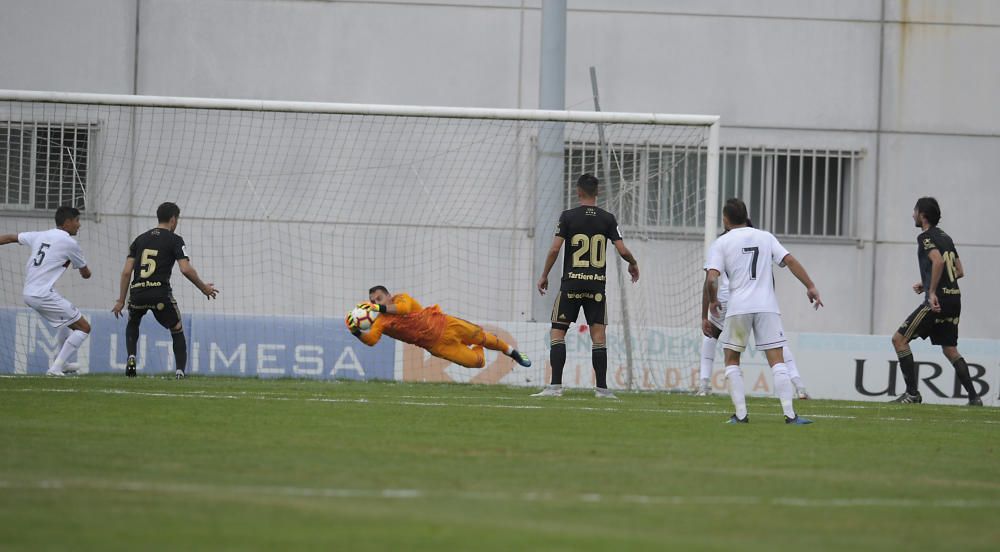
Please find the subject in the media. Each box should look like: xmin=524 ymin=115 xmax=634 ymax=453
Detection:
xmin=178 ymin=259 xmax=219 ymax=299
xmin=346 ymin=313 xmax=384 ymax=346
xmin=537 ymin=236 xmax=564 ymax=295
xmin=0 ymin=233 xmax=18 ymax=246
xmin=112 ymin=258 xmax=135 ymax=318
xmin=614 ymin=240 xmax=639 ymax=283
xmin=357 ymin=301 xmax=400 ymax=315
xmin=781 ymin=254 xmax=823 ymax=309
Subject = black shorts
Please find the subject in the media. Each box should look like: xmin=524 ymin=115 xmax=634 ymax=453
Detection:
xmin=896 ymin=302 xmax=960 ymax=347
xmin=128 ymin=293 xmax=183 ymax=331
xmin=551 ymin=289 xmax=607 ymax=330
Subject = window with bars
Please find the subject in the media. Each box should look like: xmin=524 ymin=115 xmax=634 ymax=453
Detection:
xmin=564 ymin=143 xmax=862 ymax=239
xmin=1 ymin=123 xmax=91 ymax=212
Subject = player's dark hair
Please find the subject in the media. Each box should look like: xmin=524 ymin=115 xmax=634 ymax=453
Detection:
xmin=369 ymin=285 xmax=389 ymax=296
xmin=157 ymin=202 xmax=181 ymax=223
xmin=722 ymin=198 xmax=749 ymax=225
xmin=914 ymin=197 xmax=941 ymax=226
xmin=746 ymin=218 xmax=755 ymax=228
xmin=55 ymin=206 xmax=80 ymax=226
xmin=576 ymin=174 xmax=599 ymax=198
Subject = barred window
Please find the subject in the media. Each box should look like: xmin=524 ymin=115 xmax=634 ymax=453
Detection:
xmin=1 ymin=123 xmax=91 ymax=211
xmin=720 ymin=147 xmax=862 ymax=238
xmin=565 ymin=143 xmax=863 ymax=239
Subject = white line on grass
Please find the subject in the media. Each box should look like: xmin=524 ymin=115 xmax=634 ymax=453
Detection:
xmin=10 ymin=387 xmax=1000 ymax=424
xmin=11 ymin=387 xmax=845 ymax=418
xmin=2 ymin=478 xmax=998 ymax=510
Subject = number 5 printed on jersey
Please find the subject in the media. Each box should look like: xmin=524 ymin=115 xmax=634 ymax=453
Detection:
xmin=140 ymin=249 xmax=158 ymax=278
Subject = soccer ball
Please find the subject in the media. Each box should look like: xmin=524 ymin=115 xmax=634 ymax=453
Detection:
xmin=351 ymin=307 xmax=378 ymax=331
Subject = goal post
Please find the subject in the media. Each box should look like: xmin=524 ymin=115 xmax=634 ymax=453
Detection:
xmin=0 ymin=89 xmax=719 ymax=389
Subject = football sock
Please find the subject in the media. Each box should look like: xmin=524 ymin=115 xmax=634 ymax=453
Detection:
xmin=171 ymin=330 xmax=187 ymax=373
xmin=593 ymin=342 xmax=608 ymax=389
xmin=480 ymin=331 xmax=511 ymax=354
xmin=55 ymin=325 xmax=71 ymax=352
xmin=51 ymin=330 xmax=88 ymax=371
xmin=772 ymin=363 xmax=796 ymax=418
xmin=126 ymin=314 xmax=141 ymax=357
xmin=951 ymin=357 xmax=978 ymax=399
xmin=725 ymin=365 xmax=747 ymax=419
xmin=897 ymin=348 xmax=918 ymax=395
xmin=700 ymin=336 xmax=716 ymax=381
xmin=550 ymin=339 xmax=566 ymax=385
xmin=783 ymin=346 xmax=802 ymax=381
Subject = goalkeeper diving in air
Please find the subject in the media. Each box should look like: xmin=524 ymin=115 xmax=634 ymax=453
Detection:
xmin=347 ymin=285 xmax=532 ymax=369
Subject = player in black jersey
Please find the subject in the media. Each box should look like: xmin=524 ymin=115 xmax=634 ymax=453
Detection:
xmin=532 ymin=174 xmax=639 ymax=398
xmin=891 ymin=197 xmax=980 ymax=405
xmin=111 ymin=202 xmax=218 ymax=378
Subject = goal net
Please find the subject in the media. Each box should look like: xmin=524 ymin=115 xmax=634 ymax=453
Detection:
xmin=0 ymin=90 xmax=719 ymax=390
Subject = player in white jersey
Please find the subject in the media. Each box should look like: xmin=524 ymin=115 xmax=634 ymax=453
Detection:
xmin=703 ymin=199 xmax=822 ymax=425
xmin=1 ymin=206 xmax=92 ymax=376
xmin=699 ymin=221 xmax=810 ymax=399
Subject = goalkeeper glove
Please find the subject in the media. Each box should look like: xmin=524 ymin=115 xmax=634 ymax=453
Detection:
xmin=356 ymin=301 xmax=387 ymax=314
xmin=345 ymin=312 xmax=361 ymax=336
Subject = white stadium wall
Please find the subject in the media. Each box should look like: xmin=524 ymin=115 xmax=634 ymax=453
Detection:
xmin=1 ymin=0 xmax=999 ymax=341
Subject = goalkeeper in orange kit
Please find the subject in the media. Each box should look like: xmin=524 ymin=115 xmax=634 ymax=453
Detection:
xmin=346 ymin=285 xmax=531 ymax=369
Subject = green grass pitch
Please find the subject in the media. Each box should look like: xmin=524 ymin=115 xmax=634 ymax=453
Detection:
xmin=1 ymin=375 xmax=998 ymax=551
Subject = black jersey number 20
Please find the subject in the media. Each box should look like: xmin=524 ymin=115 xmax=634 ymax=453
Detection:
xmin=571 ymin=234 xmax=607 ymax=269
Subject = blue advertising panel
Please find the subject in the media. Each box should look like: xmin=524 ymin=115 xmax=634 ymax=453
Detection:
xmin=0 ymin=308 xmax=394 ymax=380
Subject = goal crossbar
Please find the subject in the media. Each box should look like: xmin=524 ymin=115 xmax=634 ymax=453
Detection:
xmin=0 ymin=89 xmax=719 ymax=127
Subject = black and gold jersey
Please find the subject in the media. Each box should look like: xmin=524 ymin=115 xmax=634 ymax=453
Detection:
xmin=917 ymin=226 xmax=960 ymax=304
xmin=127 ymin=228 xmax=188 ymax=299
xmin=556 ymin=205 xmax=622 ymax=292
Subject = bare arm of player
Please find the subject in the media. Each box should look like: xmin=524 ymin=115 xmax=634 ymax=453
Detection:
xmin=955 ymin=256 xmax=965 ymax=279
xmin=614 ymin=240 xmax=639 ymax=283
xmin=0 ymin=233 xmax=18 ymax=245
xmin=112 ymin=258 xmax=135 ymax=318
xmin=178 ymin=258 xmax=219 ymax=299
xmin=536 ymin=236 xmax=564 ymax=295
xmin=781 ymin=254 xmax=823 ymax=309
xmin=926 ymin=249 xmax=945 ymax=312
xmin=702 ymin=269 xmax=721 ymax=337
xmin=701 ymin=272 xmax=714 ymax=320
xmin=79 ymin=266 xmax=92 ymax=279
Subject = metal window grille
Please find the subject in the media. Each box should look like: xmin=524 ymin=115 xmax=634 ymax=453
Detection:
xmin=565 ymin=143 xmax=863 ymax=239
xmin=1 ymin=122 xmax=91 ymax=211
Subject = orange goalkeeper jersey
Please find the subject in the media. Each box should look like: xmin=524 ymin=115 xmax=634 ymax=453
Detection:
xmin=359 ymin=293 xmax=448 ymax=349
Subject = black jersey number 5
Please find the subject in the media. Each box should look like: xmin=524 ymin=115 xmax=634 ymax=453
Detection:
xmin=742 ymin=247 xmax=759 ymax=279
xmin=571 ymin=234 xmax=607 ymax=269
xmin=140 ymin=249 xmax=159 ymax=278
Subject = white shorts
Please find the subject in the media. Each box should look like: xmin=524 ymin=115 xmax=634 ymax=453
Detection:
xmin=708 ymin=301 xmax=727 ymax=331
xmin=24 ymin=292 xmax=82 ymax=328
xmin=720 ymin=312 xmax=786 ymax=352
